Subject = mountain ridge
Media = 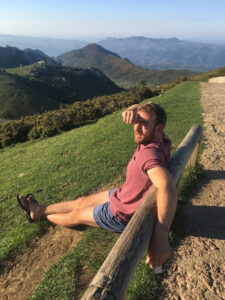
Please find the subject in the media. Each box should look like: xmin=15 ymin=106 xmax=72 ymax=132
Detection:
xmin=0 ymin=45 xmax=56 ymax=68
xmin=98 ymin=37 xmax=225 ymax=72
xmin=1 ymin=34 xmax=225 ymax=71
xmin=56 ymin=43 xmax=197 ymax=88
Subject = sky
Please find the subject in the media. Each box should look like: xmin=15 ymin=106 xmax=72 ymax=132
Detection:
xmin=0 ymin=0 xmax=225 ymax=44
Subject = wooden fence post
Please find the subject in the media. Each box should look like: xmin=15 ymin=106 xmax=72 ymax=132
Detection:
xmin=81 ymin=125 xmax=202 ymax=300
xmin=186 ymin=141 xmax=200 ymax=168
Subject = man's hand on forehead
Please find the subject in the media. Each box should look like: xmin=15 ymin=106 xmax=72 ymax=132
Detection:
xmin=122 ymin=109 xmax=137 ymax=124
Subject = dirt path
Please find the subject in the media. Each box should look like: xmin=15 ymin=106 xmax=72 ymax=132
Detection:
xmin=0 ymin=226 xmax=83 ymax=300
xmin=159 ymin=82 xmax=225 ymax=299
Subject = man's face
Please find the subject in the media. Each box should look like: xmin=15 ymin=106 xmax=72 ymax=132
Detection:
xmin=134 ymin=110 xmax=159 ymax=145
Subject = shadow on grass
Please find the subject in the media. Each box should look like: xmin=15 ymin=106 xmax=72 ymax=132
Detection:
xmin=70 ymin=224 xmax=89 ymax=231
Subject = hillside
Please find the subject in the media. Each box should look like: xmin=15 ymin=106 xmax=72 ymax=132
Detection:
xmin=99 ymin=37 xmax=225 ymax=72
xmin=0 ymin=69 xmax=58 ymax=119
xmin=0 ymin=64 xmax=122 ymax=119
xmin=190 ymin=65 xmax=225 ymax=81
xmin=55 ymin=43 xmax=196 ymax=88
xmin=0 ymin=45 xmax=56 ymax=68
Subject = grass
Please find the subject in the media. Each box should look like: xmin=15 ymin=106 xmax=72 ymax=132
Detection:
xmin=6 ymin=64 xmax=37 ymax=77
xmin=191 ymin=65 xmax=225 ymax=82
xmin=0 ymin=111 xmax=135 ymax=263
xmin=0 ymin=81 xmax=202 ymax=299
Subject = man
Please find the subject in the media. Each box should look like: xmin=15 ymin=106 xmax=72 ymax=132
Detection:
xmin=17 ymin=102 xmax=177 ymax=269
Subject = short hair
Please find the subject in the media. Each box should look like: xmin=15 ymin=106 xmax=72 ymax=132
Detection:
xmin=137 ymin=102 xmax=167 ymax=126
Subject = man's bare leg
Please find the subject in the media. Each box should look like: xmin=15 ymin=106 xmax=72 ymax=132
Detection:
xmin=18 ymin=190 xmax=110 ymax=227
xmin=46 ymin=205 xmax=100 ymax=227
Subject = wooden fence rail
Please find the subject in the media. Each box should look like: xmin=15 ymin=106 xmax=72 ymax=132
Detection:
xmin=81 ymin=125 xmax=202 ymax=300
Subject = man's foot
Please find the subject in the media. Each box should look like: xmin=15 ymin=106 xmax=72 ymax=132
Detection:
xmin=17 ymin=194 xmax=40 ymax=223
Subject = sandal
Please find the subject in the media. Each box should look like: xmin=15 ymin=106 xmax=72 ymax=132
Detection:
xmin=16 ymin=194 xmax=37 ymax=223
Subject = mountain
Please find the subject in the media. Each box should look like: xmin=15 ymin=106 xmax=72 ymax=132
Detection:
xmin=56 ymin=43 xmax=196 ymax=88
xmin=2 ymin=34 xmax=225 ymax=72
xmin=0 ymin=46 xmax=56 ymax=68
xmin=0 ymin=34 xmax=87 ymax=56
xmin=0 ymin=63 xmax=122 ymax=119
xmin=98 ymin=37 xmax=225 ymax=72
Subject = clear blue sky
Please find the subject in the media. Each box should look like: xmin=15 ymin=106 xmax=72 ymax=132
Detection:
xmin=1 ymin=0 xmax=225 ymax=44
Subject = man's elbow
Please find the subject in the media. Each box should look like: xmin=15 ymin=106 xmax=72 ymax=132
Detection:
xmin=160 ymin=179 xmax=178 ymax=209
xmin=160 ymin=177 xmax=177 ymax=197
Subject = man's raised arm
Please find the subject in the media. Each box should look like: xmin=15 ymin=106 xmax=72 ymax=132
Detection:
xmin=146 ymin=166 xmax=177 ymax=269
xmin=122 ymin=101 xmax=154 ymax=124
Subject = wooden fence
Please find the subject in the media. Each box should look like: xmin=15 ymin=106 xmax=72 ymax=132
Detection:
xmin=81 ymin=125 xmax=202 ymax=300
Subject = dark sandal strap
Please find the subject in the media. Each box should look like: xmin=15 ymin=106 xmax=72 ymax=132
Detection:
xmin=25 ymin=193 xmax=38 ymax=203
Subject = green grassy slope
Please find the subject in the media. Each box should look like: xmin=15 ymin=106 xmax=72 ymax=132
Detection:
xmin=56 ymin=43 xmax=196 ymax=88
xmin=6 ymin=63 xmax=39 ymax=76
xmin=0 ymin=106 xmax=136 ymax=263
xmin=0 ymin=64 xmax=122 ymax=119
xmin=0 ymin=69 xmax=58 ymax=119
xmin=191 ymin=65 xmax=225 ymax=81
xmin=0 ymin=81 xmax=202 ymax=299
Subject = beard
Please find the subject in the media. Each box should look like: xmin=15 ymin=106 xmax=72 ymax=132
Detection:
xmin=134 ymin=129 xmax=156 ymax=145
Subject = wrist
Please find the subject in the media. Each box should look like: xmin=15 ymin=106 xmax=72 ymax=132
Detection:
xmin=154 ymin=222 xmax=169 ymax=237
xmin=126 ymin=104 xmax=138 ymax=111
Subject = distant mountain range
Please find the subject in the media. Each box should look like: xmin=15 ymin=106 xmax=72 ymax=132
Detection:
xmin=56 ymin=43 xmax=196 ymax=87
xmin=99 ymin=37 xmax=225 ymax=72
xmin=1 ymin=34 xmax=225 ymax=71
xmin=0 ymin=34 xmax=87 ymax=57
xmin=0 ymin=63 xmax=122 ymax=119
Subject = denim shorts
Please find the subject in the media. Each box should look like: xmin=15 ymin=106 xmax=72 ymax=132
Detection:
xmin=93 ymin=189 xmax=126 ymax=233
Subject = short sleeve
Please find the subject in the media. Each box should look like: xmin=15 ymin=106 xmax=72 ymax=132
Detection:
xmin=138 ymin=146 xmax=165 ymax=173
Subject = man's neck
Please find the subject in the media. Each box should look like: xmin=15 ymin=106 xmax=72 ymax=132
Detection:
xmin=151 ymin=132 xmax=163 ymax=144
xmin=139 ymin=135 xmax=163 ymax=146
xmin=154 ymin=133 xmax=163 ymax=143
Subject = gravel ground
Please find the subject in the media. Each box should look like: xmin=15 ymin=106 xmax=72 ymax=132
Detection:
xmin=159 ymin=81 xmax=225 ymax=300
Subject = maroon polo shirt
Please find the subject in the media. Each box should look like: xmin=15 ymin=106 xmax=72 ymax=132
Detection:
xmin=110 ymin=134 xmax=171 ymax=224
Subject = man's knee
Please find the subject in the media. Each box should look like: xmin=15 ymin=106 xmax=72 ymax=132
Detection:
xmin=75 ymin=197 xmax=87 ymax=209
xmin=75 ymin=206 xmax=98 ymax=227
xmin=61 ymin=209 xmax=80 ymax=227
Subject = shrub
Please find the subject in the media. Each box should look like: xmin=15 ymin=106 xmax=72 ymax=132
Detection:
xmin=0 ymin=86 xmax=161 ymax=148
xmin=0 ymin=76 xmax=187 ymax=149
